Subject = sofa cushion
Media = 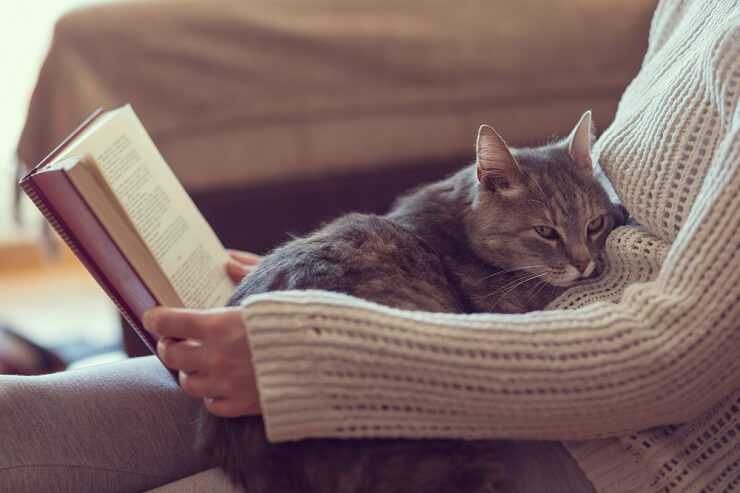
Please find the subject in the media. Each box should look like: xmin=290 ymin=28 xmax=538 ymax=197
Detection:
xmin=18 ymin=0 xmax=654 ymax=192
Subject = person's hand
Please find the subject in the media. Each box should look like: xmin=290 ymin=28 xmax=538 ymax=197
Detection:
xmin=225 ymin=249 xmax=261 ymax=283
xmin=143 ymin=306 xmax=261 ymax=417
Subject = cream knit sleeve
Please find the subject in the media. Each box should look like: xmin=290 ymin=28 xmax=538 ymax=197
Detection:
xmin=240 ymin=112 xmax=739 ymax=443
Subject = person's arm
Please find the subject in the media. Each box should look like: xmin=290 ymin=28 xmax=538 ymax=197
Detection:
xmin=240 ymin=122 xmax=740 ymax=443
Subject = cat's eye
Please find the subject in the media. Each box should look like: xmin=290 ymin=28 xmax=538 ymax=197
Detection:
xmin=534 ymin=226 xmax=559 ymax=240
xmin=587 ymin=216 xmax=604 ymax=233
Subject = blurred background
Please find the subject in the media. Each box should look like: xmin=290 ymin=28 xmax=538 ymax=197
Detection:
xmin=0 ymin=1 xmax=122 ymax=372
xmin=0 ymin=0 xmax=656 ymax=373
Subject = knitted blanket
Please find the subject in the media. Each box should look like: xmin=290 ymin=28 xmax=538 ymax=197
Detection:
xmin=239 ymin=0 xmax=740 ymax=491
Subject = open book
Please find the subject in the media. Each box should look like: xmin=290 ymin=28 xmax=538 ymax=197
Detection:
xmin=19 ymin=105 xmax=235 ymax=353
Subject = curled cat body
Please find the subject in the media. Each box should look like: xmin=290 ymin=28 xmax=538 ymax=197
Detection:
xmin=199 ymin=111 xmax=628 ymax=492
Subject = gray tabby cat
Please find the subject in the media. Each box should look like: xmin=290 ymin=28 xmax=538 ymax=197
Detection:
xmin=199 ymin=111 xmax=627 ymax=492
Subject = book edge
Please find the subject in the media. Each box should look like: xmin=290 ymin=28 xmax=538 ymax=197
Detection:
xmin=20 ymin=172 xmax=159 ymax=355
xmin=20 ymin=107 xmax=106 ymax=182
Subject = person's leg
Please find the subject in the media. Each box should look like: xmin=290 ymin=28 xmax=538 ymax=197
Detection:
xmin=0 ymin=356 xmax=211 ymax=492
xmin=0 ymin=354 xmax=595 ymax=492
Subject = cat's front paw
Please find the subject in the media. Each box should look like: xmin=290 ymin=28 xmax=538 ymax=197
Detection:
xmin=612 ymin=203 xmax=630 ymax=227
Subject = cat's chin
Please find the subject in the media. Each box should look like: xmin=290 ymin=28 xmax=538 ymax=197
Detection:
xmin=545 ymin=274 xmax=588 ymax=287
xmin=548 ymin=270 xmax=601 ymax=287
xmin=548 ymin=279 xmax=578 ymax=287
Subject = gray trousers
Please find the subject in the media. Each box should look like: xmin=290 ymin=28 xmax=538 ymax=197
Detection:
xmin=0 ymin=356 xmax=595 ymax=492
xmin=0 ymin=357 xmax=213 ymax=492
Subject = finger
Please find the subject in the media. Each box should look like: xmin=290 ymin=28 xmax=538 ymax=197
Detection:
xmin=225 ymin=259 xmax=255 ymax=283
xmin=178 ymin=370 xmax=223 ymax=398
xmin=227 ymin=250 xmax=261 ymax=266
xmin=157 ymin=337 xmax=204 ymax=372
xmin=143 ymin=307 xmax=209 ymax=340
xmin=227 ymin=250 xmax=261 ymax=265
xmin=204 ymin=396 xmax=261 ymax=418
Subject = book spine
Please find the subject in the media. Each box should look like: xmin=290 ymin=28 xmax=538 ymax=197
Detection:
xmin=20 ymin=179 xmax=80 ymax=256
xmin=20 ymin=175 xmax=159 ymax=355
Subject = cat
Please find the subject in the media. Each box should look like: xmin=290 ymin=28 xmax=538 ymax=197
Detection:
xmin=198 ymin=111 xmax=628 ymax=492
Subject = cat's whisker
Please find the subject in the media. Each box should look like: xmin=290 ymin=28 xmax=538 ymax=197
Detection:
xmin=522 ymin=279 xmax=547 ymax=301
xmin=471 ymin=273 xmax=541 ymax=300
xmin=536 ymin=280 xmax=550 ymax=298
xmin=481 ymin=272 xmax=543 ymax=297
xmin=483 ymin=272 xmax=544 ymax=299
xmin=523 ymin=279 xmax=549 ymax=305
xmin=489 ymin=273 xmax=546 ymax=310
xmin=471 ymin=265 xmax=547 ymax=286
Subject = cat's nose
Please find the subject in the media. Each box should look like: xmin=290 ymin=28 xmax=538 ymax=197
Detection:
xmin=573 ymin=259 xmax=590 ymax=273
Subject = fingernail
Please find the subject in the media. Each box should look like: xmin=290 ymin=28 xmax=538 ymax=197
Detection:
xmin=230 ymin=260 xmax=250 ymax=275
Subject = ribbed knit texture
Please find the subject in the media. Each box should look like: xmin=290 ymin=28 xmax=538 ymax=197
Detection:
xmin=240 ymin=0 xmax=740 ymax=491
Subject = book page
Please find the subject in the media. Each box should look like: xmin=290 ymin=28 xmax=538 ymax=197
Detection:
xmin=60 ymin=105 xmax=235 ymax=309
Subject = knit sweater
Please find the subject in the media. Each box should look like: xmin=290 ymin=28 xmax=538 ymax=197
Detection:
xmin=239 ymin=0 xmax=740 ymax=491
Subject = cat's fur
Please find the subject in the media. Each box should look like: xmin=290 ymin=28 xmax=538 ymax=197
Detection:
xmin=199 ymin=112 xmax=627 ymax=492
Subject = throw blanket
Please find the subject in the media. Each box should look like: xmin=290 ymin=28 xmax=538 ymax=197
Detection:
xmin=238 ymin=0 xmax=740 ymax=491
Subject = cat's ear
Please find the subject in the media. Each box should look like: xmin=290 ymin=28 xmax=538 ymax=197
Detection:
xmin=566 ymin=110 xmax=595 ymax=175
xmin=476 ymin=125 xmax=524 ymax=194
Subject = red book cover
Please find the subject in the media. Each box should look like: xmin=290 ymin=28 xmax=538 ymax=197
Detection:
xmin=19 ymin=109 xmax=160 ymax=354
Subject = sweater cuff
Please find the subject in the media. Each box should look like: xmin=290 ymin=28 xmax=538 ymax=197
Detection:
xmin=240 ymin=291 xmax=384 ymax=442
